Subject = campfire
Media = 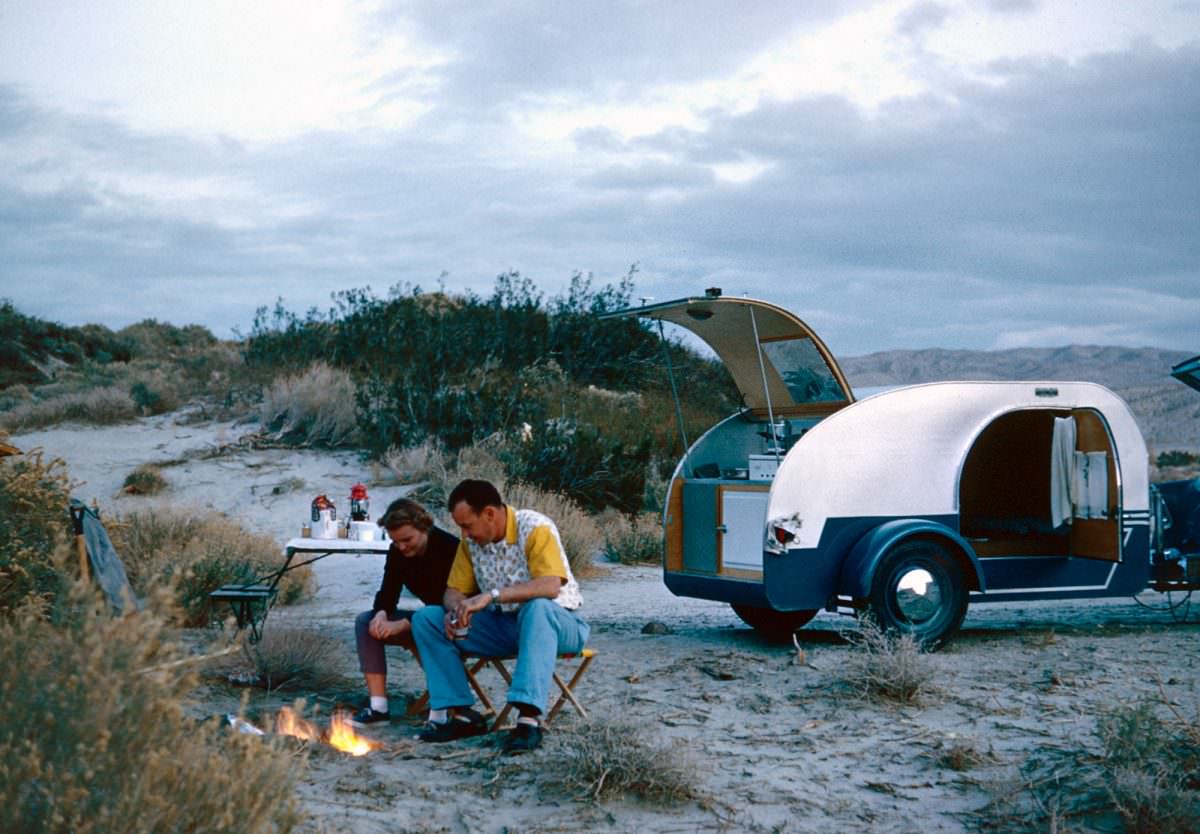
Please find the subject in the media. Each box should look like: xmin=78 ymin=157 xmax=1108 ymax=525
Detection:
xmin=229 ymin=707 xmax=382 ymax=756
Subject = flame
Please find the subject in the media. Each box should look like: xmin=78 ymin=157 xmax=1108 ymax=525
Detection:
xmin=326 ymin=710 xmax=379 ymax=756
xmin=272 ymin=706 xmax=379 ymax=756
xmin=274 ymin=706 xmax=323 ymax=742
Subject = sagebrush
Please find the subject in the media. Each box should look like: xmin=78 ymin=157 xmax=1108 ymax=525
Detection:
xmin=0 ymin=580 xmax=304 ymax=834
xmin=109 ymin=506 xmax=314 ymax=627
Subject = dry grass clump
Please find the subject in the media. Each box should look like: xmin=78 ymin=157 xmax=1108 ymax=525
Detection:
xmin=109 ymin=506 xmax=314 ymax=626
xmin=927 ymin=735 xmax=997 ymax=772
xmin=383 ymin=438 xmax=449 ymax=484
xmin=980 ymin=698 xmax=1200 ymax=833
xmin=0 ymin=443 xmax=73 ymax=616
xmin=598 ymin=511 xmax=662 ymax=565
xmin=240 ymin=625 xmax=345 ymax=691
xmin=0 ymin=581 xmax=304 ymax=833
xmin=258 ymin=361 xmax=359 ymax=447
xmin=838 ymin=618 xmax=935 ymax=704
xmin=542 ymin=718 xmax=697 ymax=803
xmin=120 ymin=463 xmax=169 ymax=496
xmin=0 ymin=386 xmax=137 ymax=431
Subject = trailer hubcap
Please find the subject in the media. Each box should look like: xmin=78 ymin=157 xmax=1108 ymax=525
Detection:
xmin=895 ymin=567 xmax=941 ymax=624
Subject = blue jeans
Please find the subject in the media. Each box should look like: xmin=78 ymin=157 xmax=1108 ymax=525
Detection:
xmin=411 ymin=599 xmax=589 ymax=714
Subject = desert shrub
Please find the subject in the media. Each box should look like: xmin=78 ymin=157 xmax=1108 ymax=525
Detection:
xmin=0 ymin=443 xmax=73 ymax=616
xmin=1099 ymin=700 xmax=1200 ymax=833
xmin=120 ymin=463 xmax=168 ymax=496
xmin=542 ymin=717 xmax=697 ymax=803
xmin=258 ymin=361 xmax=359 ymax=447
xmin=0 ymin=386 xmax=137 ymax=431
xmin=0 ymin=582 xmax=304 ymax=833
xmin=109 ymin=507 xmax=314 ymax=627
xmin=980 ymin=698 xmax=1200 ymax=833
xmin=599 ymin=511 xmax=662 ymax=565
xmin=240 ymin=625 xmax=346 ymax=691
xmin=383 ymin=438 xmax=449 ymax=485
xmin=1156 ymin=450 xmax=1197 ymax=468
xmin=502 ymin=417 xmax=652 ymax=515
xmin=838 ymin=618 xmax=934 ymax=703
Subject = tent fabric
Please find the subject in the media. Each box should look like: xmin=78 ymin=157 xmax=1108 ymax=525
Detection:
xmin=71 ymin=499 xmax=140 ymax=615
xmin=1050 ymin=416 xmax=1075 ymax=528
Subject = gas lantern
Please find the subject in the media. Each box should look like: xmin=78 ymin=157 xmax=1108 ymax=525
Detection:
xmin=349 ymin=483 xmax=370 ymax=522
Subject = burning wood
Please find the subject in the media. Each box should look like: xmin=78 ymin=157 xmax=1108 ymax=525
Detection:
xmin=228 ymin=707 xmax=382 ymax=756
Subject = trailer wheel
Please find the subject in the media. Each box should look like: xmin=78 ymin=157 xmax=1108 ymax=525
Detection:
xmin=731 ymin=604 xmax=818 ymax=641
xmin=868 ymin=541 xmax=968 ymax=646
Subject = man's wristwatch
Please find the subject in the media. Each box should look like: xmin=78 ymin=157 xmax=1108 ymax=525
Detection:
xmin=489 ymin=587 xmax=501 ymax=604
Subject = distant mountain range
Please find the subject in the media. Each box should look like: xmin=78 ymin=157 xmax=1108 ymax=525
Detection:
xmin=838 ymin=345 xmax=1200 ymax=451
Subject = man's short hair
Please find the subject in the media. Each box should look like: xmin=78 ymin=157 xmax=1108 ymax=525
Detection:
xmin=447 ymin=479 xmax=504 ymax=514
xmin=377 ymin=497 xmax=434 ymax=532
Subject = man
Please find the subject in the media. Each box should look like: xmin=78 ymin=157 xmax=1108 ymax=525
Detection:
xmin=351 ymin=497 xmax=458 ymax=727
xmin=411 ymin=479 xmax=588 ymax=753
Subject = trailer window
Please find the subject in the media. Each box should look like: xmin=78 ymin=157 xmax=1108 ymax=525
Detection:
xmin=760 ymin=338 xmax=845 ymax=404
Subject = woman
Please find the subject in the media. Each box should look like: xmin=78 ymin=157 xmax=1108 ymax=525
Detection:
xmin=351 ymin=497 xmax=458 ymax=726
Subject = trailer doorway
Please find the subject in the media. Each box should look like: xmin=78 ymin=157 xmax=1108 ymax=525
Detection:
xmin=959 ymin=408 xmax=1120 ymax=561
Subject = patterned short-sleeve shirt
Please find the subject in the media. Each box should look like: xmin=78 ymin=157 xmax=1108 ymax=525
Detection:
xmin=447 ymin=506 xmax=583 ymax=611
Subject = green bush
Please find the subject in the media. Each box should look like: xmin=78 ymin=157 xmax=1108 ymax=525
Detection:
xmin=120 ymin=464 xmax=168 ymax=496
xmin=0 ymin=583 xmax=304 ymax=833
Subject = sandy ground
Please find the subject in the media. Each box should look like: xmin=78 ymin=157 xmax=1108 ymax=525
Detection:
xmin=14 ymin=415 xmax=1200 ymax=834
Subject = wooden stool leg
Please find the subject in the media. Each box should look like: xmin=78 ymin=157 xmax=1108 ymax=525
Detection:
xmin=464 ymin=658 xmax=497 ymax=715
xmin=545 ymin=653 xmax=594 ymax=723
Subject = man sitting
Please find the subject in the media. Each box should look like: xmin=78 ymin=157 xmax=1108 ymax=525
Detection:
xmin=351 ymin=497 xmax=458 ymax=727
xmin=411 ymin=479 xmax=588 ymax=753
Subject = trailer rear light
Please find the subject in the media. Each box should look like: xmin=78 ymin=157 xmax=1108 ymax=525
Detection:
xmin=773 ymin=526 xmax=795 ymax=545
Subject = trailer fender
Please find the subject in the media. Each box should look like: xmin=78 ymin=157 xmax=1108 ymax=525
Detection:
xmin=838 ymin=519 xmax=986 ymax=600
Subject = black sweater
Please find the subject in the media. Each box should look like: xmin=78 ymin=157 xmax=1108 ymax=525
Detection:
xmin=370 ymin=526 xmax=458 ymax=613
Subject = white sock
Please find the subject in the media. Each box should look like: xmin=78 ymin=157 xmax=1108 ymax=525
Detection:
xmin=370 ymin=696 xmax=389 ymax=714
xmin=428 ymin=708 xmax=448 ymax=723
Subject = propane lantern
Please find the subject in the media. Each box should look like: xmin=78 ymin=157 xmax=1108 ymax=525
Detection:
xmin=349 ymin=483 xmax=370 ymax=521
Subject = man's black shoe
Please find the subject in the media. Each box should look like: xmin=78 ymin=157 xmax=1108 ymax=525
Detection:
xmin=502 ymin=721 xmax=543 ymax=754
xmin=417 ymin=708 xmax=489 ymax=743
xmin=349 ymin=707 xmax=390 ymax=728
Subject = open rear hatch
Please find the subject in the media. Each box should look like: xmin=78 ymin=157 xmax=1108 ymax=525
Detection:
xmin=601 ymin=293 xmax=854 ymax=416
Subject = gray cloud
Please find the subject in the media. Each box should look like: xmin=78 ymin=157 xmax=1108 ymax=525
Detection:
xmin=0 ymin=16 xmax=1196 ymax=358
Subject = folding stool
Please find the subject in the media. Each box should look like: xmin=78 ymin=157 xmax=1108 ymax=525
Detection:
xmin=411 ymin=648 xmax=597 ymax=731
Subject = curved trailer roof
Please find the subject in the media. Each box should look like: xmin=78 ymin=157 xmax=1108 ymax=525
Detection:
xmin=767 ymin=380 xmax=1149 ymax=550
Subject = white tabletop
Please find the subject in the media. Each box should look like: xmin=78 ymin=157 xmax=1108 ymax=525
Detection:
xmin=283 ymin=537 xmax=391 ymax=554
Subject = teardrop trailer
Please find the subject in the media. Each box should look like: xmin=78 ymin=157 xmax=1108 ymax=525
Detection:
xmin=603 ymin=292 xmax=1200 ymax=644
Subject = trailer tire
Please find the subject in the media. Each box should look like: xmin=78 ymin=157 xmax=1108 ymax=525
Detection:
xmin=731 ymin=604 xmax=818 ymax=641
xmin=868 ymin=540 xmax=967 ymax=646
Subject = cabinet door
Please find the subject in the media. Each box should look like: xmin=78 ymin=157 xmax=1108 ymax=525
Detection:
xmin=719 ymin=486 xmax=770 ymax=574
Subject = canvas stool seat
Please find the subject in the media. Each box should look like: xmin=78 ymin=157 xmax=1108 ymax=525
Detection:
xmin=411 ymin=648 xmax=597 ymax=730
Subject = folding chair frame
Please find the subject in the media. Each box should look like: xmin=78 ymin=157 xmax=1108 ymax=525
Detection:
xmin=411 ymin=648 xmax=596 ymax=730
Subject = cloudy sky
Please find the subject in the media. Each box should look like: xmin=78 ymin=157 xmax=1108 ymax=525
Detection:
xmin=0 ymin=0 xmax=1196 ymax=356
